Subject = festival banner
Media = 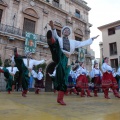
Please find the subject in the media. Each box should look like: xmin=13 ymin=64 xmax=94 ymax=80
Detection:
xmin=24 ymin=32 xmax=37 ymax=53
xmin=78 ymin=48 xmax=85 ymax=62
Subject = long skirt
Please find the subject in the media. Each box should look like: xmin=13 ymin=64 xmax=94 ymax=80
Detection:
xmin=102 ymin=72 xmax=118 ymax=89
xmin=94 ymin=76 xmax=101 ymax=89
xmin=48 ymin=38 xmax=70 ymax=92
xmin=76 ymin=75 xmax=88 ymax=89
xmin=14 ymin=56 xmax=29 ymax=90
xmin=2 ymin=68 xmax=13 ymax=91
xmin=35 ymin=79 xmax=44 ymax=88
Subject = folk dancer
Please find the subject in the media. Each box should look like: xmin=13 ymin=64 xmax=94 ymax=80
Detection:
xmin=14 ymin=48 xmax=45 ymax=97
xmin=47 ymin=20 xmax=99 ymax=105
xmin=35 ymin=68 xmax=44 ymax=94
xmin=90 ymin=63 xmax=102 ymax=96
xmin=0 ymin=61 xmax=18 ymax=94
xmin=101 ymin=57 xmax=120 ymax=99
xmin=76 ymin=62 xmax=92 ymax=97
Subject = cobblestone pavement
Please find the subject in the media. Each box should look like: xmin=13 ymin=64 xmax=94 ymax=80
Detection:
xmin=0 ymin=92 xmax=120 ymax=120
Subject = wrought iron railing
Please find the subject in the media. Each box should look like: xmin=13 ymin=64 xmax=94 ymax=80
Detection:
xmin=0 ymin=23 xmax=47 ymax=43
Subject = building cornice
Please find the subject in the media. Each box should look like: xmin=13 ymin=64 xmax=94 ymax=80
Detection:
xmin=36 ymin=0 xmax=88 ymax=24
xmin=71 ymin=0 xmax=91 ymax=11
xmin=98 ymin=20 xmax=120 ymax=30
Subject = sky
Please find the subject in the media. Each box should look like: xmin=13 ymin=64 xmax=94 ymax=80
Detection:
xmin=85 ymin=0 xmax=120 ymax=58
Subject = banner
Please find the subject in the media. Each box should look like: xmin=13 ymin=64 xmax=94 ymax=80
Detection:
xmin=24 ymin=32 xmax=37 ymax=53
xmin=78 ymin=48 xmax=85 ymax=62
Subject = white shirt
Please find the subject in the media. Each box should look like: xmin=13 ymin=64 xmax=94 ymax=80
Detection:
xmin=90 ymin=68 xmax=102 ymax=78
xmin=69 ymin=70 xmax=76 ymax=78
xmin=31 ymin=70 xmax=37 ymax=78
xmin=49 ymin=69 xmax=56 ymax=77
xmin=52 ymin=29 xmax=93 ymax=56
xmin=101 ymin=63 xmax=112 ymax=73
xmin=6 ymin=67 xmax=18 ymax=75
xmin=23 ymin=59 xmax=45 ymax=69
xmin=117 ymin=67 xmax=120 ymax=76
xmin=76 ymin=66 xmax=88 ymax=77
xmin=37 ymin=71 xmax=43 ymax=80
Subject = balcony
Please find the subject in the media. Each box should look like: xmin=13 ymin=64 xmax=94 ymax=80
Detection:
xmin=0 ymin=23 xmax=47 ymax=43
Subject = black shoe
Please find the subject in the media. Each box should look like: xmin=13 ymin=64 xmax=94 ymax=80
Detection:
xmin=47 ymin=30 xmax=52 ymax=45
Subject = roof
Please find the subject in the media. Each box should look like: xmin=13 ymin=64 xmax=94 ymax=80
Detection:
xmin=98 ymin=20 xmax=120 ymax=30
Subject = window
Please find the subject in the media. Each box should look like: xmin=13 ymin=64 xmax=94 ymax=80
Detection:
xmin=75 ymin=36 xmax=82 ymax=52
xmin=110 ymin=58 xmax=118 ymax=69
xmin=109 ymin=42 xmax=117 ymax=55
xmin=53 ymin=0 xmax=59 ymax=7
xmin=108 ymin=27 xmax=115 ymax=35
xmin=23 ymin=18 xmax=36 ymax=36
xmin=75 ymin=10 xmax=80 ymax=18
xmin=75 ymin=36 xmax=82 ymax=41
xmin=0 ymin=9 xmax=3 ymax=23
xmin=56 ymin=29 xmax=61 ymax=37
xmin=115 ymin=25 xmax=120 ymax=30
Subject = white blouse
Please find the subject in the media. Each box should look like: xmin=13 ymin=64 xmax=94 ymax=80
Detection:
xmin=6 ymin=67 xmax=18 ymax=75
xmin=117 ymin=67 xmax=120 ymax=76
xmin=52 ymin=29 xmax=93 ymax=56
xmin=23 ymin=59 xmax=45 ymax=69
xmin=90 ymin=68 xmax=102 ymax=78
xmin=31 ymin=70 xmax=37 ymax=78
xmin=101 ymin=63 xmax=112 ymax=73
xmin=37 ymin=72 xmax=43 ymax=80
xmin=76 ymin=66 xmax=88 ymax=77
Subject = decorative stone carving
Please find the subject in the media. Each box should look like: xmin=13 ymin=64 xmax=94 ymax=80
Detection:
xmin=23 ymin=8 xmax=39 ymax=19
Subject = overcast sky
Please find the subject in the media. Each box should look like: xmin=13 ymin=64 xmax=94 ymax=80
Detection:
xmin=85 ymin=0 xmax=120 ymax=58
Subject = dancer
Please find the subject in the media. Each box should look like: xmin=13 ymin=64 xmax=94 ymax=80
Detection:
xmin=47 ymin=20 xmax=99 ymax=105
xmin=0 ymin=61 xmax=18 ymax=94
xmin=14 ymin=48 xmax=45 ymax=97
xmin=67 ymin=68 xmax=77 ymax=95
xmin=101 ymin=57 xmax=120 ymax=99
xmin=76 ymin=62 xmax=92 ymax=97
xmin=35 ymin=68 xmax=44 ymax=94
xmin=90 ymin=63 xmax=102 ymax=96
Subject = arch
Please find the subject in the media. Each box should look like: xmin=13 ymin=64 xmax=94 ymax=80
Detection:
xmin=45 ymin=62 xmax=56 ymax=92
xmin=23 ymin=8 xmax=39 ymax=19
xmin=0 ymin=0 xmax=8 ymax=7
xmin=74 ymin=28 xmax=83 ymax=36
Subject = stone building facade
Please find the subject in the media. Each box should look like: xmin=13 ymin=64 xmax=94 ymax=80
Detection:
xmin=0 ymin=0 xmax=94 ymax=91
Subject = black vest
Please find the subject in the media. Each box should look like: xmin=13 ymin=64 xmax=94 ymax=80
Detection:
xmin=63 ymin=37 xmax=70 ymax=52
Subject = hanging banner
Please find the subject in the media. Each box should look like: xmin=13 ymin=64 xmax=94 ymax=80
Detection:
xmin=78 ymin=48 xmax=85 ymax=62
xmin=24 ymin=32 xmax=37 ymax=53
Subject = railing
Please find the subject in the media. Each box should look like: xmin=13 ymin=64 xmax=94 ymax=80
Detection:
xmin=0 ymin=23 xmax=47 ymax=43
xmin=0 ymin=23 xmax=23 ymax=37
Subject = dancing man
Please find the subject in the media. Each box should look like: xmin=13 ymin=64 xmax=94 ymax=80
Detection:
xmin=0 ymin=61 xmax=18 ymax=94
xmin=47 ymin=20 xmax=99 ymax=105
xmin=14 ymin=48 xmax=45 ymax=97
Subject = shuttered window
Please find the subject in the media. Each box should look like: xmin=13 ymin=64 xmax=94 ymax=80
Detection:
xmin=23 ymin=18 xmax=36 ymax=36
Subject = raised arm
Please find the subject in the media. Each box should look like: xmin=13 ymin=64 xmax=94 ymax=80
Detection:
xmin=75 ymin=35 xmax=99 ymax=48
xmin=49 ymin=20 xmax=60 ymax=40
xmin=33 ymin=59 xmax=45 ymax=66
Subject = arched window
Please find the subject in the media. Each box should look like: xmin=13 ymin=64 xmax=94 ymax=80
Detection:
xmin=22 ymin=8 xmax=39 ymax=36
